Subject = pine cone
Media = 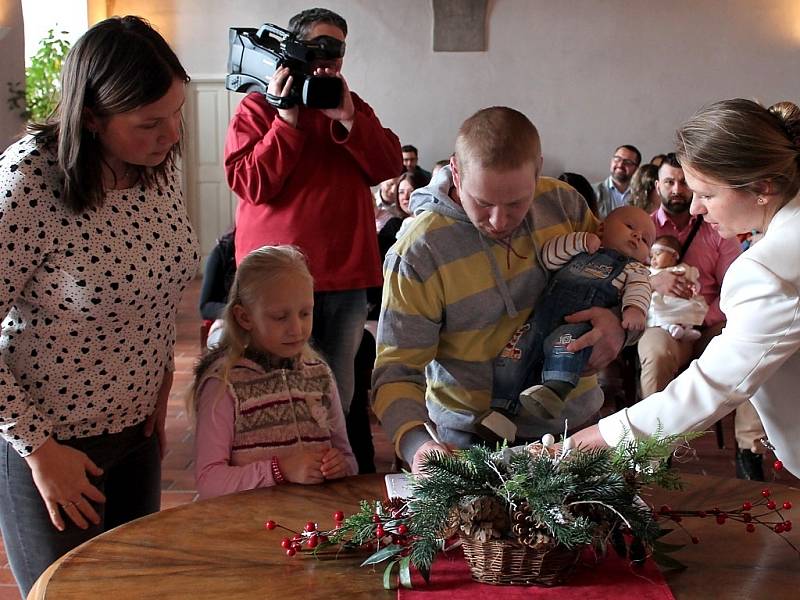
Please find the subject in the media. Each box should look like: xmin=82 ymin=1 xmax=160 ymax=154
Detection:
xmin=511 ymin=501 xmax=554 ymax=549
xmin=457 ymin=496 xmax=509 ymax=542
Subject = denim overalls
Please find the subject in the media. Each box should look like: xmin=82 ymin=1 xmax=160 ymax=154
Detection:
xmin=492 ymin=248 xmax=632 ymax=414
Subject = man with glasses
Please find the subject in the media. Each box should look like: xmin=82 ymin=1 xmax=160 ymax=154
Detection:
xmin=594 ymin=145 xmax=642 ymax=218
xmin=224 ymin=8 xmax=402 ymax=473
xmin=373 ymin=107 xmax=627 ymax=473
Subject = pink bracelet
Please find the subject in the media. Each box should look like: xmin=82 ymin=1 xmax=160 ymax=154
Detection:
xmin=271 ymin=456 xmax=286 ymax=484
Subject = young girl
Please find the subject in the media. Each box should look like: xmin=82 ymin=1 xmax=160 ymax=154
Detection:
xmin=191 ymin=245 xmax=357 ymax=499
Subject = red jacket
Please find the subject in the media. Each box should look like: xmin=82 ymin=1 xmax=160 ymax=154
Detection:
xmin=224 ymin=92 xmax=402 ymax=291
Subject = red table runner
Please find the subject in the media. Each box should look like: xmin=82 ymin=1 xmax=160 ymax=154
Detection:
xmin=399 ymin=547 xmax=675 ymax=600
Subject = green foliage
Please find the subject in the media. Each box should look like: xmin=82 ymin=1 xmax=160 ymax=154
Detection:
xmin=405 ymin=432 xmax=695 ymax=572
xmin=292 ymin=432 xmax=697 ymax=588
xmin=7 ymin=29 xmax=71 ymax=121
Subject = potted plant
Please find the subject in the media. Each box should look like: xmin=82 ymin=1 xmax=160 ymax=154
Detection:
xmin=7 ymin=28 xmax=71 ymax=121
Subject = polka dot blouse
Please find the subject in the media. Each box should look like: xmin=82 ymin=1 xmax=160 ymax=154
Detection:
xmin=0 ymin=135 xmax=199 ymax=456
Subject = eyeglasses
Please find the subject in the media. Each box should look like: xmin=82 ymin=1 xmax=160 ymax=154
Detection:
xmin=612 ymin=156 xmax=638 ymax=168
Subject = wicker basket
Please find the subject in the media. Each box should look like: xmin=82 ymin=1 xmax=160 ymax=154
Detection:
xmin=460 ymin=537 xmax=580 ymax=586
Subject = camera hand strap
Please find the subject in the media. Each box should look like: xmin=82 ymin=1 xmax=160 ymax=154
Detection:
xmin=266 ymin=93 xmax=297 ymax=109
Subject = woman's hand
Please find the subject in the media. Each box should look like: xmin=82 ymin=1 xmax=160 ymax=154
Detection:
xmin=144 ymin=369 xmax=173 ymax=459
xmin=320 ymin=447 xmax=348 ymax=480
xmin=280 ymin=449 xmax=326 ymax=484
xmin=24 ymin=438 xmax=106 ymax=531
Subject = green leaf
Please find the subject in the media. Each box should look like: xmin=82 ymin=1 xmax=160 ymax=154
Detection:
xmin=361 ymin=544 xmax=404 ymax=566
xmin=652 ymin=551 xmax=688 ymax=571
xmin=653 ymin=540 xmax=686 ymax=554
xmin=399 ymin=556 xmax=413 ymax=589
xmin=383 ymin=560 xmax=399 ymax=590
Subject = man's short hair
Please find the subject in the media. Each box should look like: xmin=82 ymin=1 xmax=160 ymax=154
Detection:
xmin=455 ymin=106 xmax=541 ymax=176
xmin=615 ymin=144 xmax=642 ymax=166
xmin=288 ymin=8 xmax=348 ymax=39
xmin=401 ymin=145 xmax=418 ymax=155
xmin=659 ymin=152 xmax=682 ymax=172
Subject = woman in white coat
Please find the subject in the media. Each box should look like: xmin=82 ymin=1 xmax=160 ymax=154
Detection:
xmin=571 ymin=98 xmax=800 ymax=477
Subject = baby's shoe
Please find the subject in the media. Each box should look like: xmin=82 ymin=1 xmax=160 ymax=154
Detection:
xmin=667 ymin=324 xmax=685 ymax=339
xmin=682 ymin=327 xmax=702 ymax=342
xmin=475 ymin=410 xmax=517 ymax=445
xmin=519 ymin=384 xmax=565 ymax=419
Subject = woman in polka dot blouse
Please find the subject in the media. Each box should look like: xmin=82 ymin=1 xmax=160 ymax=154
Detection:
xmin=0 ymin=16 xmax=199 ymax=596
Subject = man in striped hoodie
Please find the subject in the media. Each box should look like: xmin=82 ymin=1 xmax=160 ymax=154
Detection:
xmin=372 ymin=107 xmax=629 ymax=472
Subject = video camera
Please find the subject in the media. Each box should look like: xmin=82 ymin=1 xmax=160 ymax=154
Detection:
xmin=225 ymin=23 xmax=344 ymax=109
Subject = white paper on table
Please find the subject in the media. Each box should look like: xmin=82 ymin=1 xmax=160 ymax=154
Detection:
xmin=384 ymin=473 xmax=413 ymax=499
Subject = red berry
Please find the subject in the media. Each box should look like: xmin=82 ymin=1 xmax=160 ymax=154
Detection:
xmin=333 ymin=511 xmax=345 ymax=522
xmin=307 ymin=535 xmax=319 ymax=549
xmin=281 ymin=538 xmax=292 ymax=549
xmin=716 ymin=514 xmax=727 ymax=525
xmin=397 ymin=524 xmax=409 ymax=535
xmin=265 ymin=520 xmax=277 ymax=530
xmin=659 ymin=505 xmax=672 ymax=515
xmin=291 ymin=534 xmax=303 ymax=542
xmin=774 ymin=460 xmax=784 ymax=471
xmin=286 ymin=548 xmax=297 ymax=557
xmin=783 ymin=501 xmax=793 ymax=510
xmin=767 ymin=500 xmax=777 ymax=510
xmin=371 ymin=514 xmax=381 ymax=524
xmin=784 ymin=520 xmax=793 ymax=531
xmin=743 ymin=513 xmax=752 ymax=523
xmin=775 ymin=523 xmax=785 ymax=533
xmin=691 ymin=536 xmax=700 ymax=544
xmin=746 ymin=523 xmax=756 ymax=533
xmin=742 ymin=502 xmax=752 ymax=511
xmin=305 ymin=521 xmax=317 ymax=533
xmin=375 ymin=525 xmax=385 ymax=538
xmin=762 ymin=488 xmax=772 ymax=498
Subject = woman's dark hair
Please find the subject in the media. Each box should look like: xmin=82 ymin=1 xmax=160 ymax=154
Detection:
xmin=558 ymin=172 xmax=598 ymax=216
xmin=30 ymin=15 xmax=190 ymax=213
xmin=394 ymin=170 xmax=427 ymax=217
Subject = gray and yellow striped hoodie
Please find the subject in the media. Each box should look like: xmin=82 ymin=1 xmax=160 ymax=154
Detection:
xmin=372 ymin=166 xmax=602 ymax=463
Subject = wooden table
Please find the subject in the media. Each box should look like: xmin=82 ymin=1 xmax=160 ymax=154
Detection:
xmin=28 ymin=473 xmax=800 ymax=599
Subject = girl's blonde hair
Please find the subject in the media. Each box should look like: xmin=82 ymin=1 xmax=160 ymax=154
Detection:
xmin=188 ymin=245 xmax=316 ymax=414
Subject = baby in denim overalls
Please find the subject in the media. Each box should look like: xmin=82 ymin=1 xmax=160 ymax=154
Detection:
xmin=491 ymin=206 xmax=655 ymax=425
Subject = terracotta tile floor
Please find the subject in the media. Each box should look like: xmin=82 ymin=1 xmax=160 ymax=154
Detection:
xmin=0 ymin=277 xmax=795 ymax=598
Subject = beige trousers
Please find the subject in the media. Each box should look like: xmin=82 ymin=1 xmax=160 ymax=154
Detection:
xmin=637 ymin=323 xmax=765 ymax=452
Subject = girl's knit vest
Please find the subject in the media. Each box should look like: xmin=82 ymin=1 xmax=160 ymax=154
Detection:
xmin=196 ymin=349 xmax=336 ymax=466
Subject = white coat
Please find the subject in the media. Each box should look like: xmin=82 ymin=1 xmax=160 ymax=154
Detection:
xmin=598 ymin=194 xmax=800 ymax=476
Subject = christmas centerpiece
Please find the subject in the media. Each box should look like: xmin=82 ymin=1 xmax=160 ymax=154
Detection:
xmin=266 ymin=431 xmax=703 ymax=588
xmin=264 ymin=430 xmax=800 ymax=590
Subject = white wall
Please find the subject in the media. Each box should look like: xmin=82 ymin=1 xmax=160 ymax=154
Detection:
xmin=0 ymin=0 xmax=26 ymax=149
xmin=64 ymin=0 xmax=800 ymax=180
